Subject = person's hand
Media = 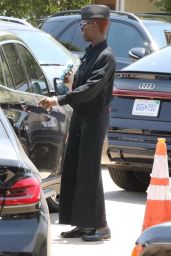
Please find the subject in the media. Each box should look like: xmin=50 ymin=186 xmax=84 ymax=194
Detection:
xmin=63 ymin=69 xmax=75 ymax=91
xmin=38 ymin=97 xmax=58 ymax=110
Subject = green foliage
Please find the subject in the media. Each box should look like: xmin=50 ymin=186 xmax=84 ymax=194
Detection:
xmin=150 ymin=0 xmax=171 ymax=12
xmin=0 ymin=0 xmax=92 ymax=25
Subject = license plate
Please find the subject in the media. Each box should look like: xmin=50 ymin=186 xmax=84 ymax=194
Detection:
xmin=132 ymin=99 xmax=160 ymax=116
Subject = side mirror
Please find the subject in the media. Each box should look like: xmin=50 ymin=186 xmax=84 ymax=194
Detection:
xmin=53 ymin=78 xmax=69 ymax=95
xmin=129 ymin=47 xmax=149 ymax=62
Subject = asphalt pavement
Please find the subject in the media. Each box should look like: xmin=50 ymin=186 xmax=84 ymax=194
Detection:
xmin=50 ymin=167 xmax=147 ymax=256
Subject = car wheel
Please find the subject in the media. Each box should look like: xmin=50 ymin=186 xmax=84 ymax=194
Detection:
xmin=108 ymin=167 xmax=150 ymax=192
xmin=47 ymin=194 xmax=59 ymax=213
xmin=46 ymin=151 xmax=64 ymax=213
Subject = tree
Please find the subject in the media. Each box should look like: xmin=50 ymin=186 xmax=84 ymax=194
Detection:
xmin=0 ymin=0 xmax=92 ymax=25
xmin=150 ymin=0 xmax=171 ymax=12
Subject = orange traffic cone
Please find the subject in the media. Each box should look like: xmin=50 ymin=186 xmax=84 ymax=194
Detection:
xmin=142 ymin=138 xmax=171 ymax=231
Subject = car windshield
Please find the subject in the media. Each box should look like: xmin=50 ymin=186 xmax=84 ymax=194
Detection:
xmin=143 ymin=20 xmax=171 ymax=48
xmin=11 ymin=29 xmax=76 ymax=65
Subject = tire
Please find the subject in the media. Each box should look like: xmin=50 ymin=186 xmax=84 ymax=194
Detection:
xmin=20 ymin=137 xmax=29 ymax=155
xmin=108 ymin=167 xmax=150 ymax=192
xmin=47 ymin=194 xmax=60 ymax=213
xmin=47 ymin=149 xmax=64 ymax=213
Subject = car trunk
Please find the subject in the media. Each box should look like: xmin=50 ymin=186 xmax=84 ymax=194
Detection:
xmin=108 ymin=72 xmax=171 ymax=169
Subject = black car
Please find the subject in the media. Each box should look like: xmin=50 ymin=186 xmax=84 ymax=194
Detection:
xmin=0 ymin=29 xmax=72 ymax=211
xmin=40 ymin=11 xmax=171 ymax=70
xmin=107 ymin=45 xmax=171 ymax=192
xmin=0 ymin=106 xmax=50 ymax=255
xmin=131 ymin=222 xmax=171 ymax=256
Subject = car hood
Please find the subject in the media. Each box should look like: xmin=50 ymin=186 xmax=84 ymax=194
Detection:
xmin=137 ymin=222 xmax=171 ymax=244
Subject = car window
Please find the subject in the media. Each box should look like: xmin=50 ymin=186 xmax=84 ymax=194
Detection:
xmin=0 ymin=55 xmax=4 ymax=85
xmin=2 ymin=43 xmax=29 ymax=92
xmin=0 ymin=49 xmax=13 ymax=88
xmin=40 ymin=20 xmax=68 ymax=35
xmin=0 ymin=120 xmax=8 ymax=138
xmin=107 ymin=21 xmax=146 ymax=59
xmin=143 ymin=21 xmax=171 ymax=48
xmin=12 ymin=29 xmax=75 ymax=65
xmin=17 ymin=44 xmax=49 ymax=96
xmin=59 ymin=22 xmax=88 ymax=52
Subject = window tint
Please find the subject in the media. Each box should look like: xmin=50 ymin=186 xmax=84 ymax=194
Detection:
xmin=0 ymin=55 xmax=4 ymax=86
xmin=0 ymin=50 xmax=13 ymax=88
xmin=2 ymin=43 xmax=29 ymax=92
xmin=107 ymin=22 xmax=146 ymax=59
xmin=41 ymin=20 xmax=67 ymax=35
xmin=0 ymin=120 xmax=8 ymax=138
xmin=59 ymin=22 xmax=88 ymax=52
xmin=17 ymin=44 xmax=49 ymax=96
xmin=13 ymin=29 xmax=75 ymax=65
xmin=143 ymin=21 xmax=171 ymax=48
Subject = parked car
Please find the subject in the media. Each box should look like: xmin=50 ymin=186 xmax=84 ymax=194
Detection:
xmin=40 ymin=11 xmax=171 ymax=70
xmin=0 ymin=29 xmax=72 ymax=211
xmin=0 ymin=15 xmax=33 ymax=26
xmin=0 ymin=106 xmax=50 ymax=255
xmin=131 ymin=222 xmax=171 ymax=256
xmin=107 ymin=45 xmax=171 ymax=192
xmin=0 ymin=17 xmax=80 ymax=88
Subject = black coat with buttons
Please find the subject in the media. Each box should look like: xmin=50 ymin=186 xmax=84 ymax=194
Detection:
xmin=58 ymin=40 xmax=116 ymax=228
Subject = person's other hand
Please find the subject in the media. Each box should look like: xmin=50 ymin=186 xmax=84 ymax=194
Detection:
xmin=38 ymin=97 xmax=58 ymax=109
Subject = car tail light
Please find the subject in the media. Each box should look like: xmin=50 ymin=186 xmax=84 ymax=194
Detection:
xmin=113 ymin=87 xmax=171 ymax=99
xmin=0 ymin=177 xmax=41 ymax=206
xmin=131 ymin=244 xmax=144 ymax=256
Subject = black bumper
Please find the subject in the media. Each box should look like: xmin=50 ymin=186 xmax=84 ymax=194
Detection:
xmin=0 ymin=211 xmax=50 ymax=256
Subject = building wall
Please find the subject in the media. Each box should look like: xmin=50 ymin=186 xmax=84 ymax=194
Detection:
xmin=124 ymin=0 xmax=161 ymax=13
xmin=93 ymin=0 xmax=161 ymax=12
xmin=93 ymin=0 xmax=116 ymax=10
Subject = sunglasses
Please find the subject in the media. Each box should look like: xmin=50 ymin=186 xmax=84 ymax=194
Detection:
xmin=80 ymin=21 xmax=96 ymax=28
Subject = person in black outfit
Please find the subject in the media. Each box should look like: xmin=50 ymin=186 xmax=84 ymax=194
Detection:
xmin=38 ymin=4 xmax=116 ymax=242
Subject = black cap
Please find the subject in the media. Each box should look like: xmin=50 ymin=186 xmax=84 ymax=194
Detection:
xmin=81 ymin=4 xmax=110 ymax=20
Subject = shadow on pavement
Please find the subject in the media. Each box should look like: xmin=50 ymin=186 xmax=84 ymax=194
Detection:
xmin=105 ymin=190 xmax=146 ymax=205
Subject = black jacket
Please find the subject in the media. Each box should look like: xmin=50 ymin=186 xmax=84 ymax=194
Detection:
xmin=58 ymin=40 xmax=116 ymax=117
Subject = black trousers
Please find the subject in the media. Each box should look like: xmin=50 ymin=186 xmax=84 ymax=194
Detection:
xmin=59 ymin=108 xmax=110 ymax=228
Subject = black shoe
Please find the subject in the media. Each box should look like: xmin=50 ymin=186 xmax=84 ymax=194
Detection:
xmin=60 ymin=227 xmax=93 ymax=238
xmin=82 ymin=227 xmax=111 ymax=241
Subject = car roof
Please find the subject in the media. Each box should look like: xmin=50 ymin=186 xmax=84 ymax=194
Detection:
xmin=0 ymin=16 xmax=33 ymax=27
xmin=0 ymin=20 xmax=40 ymax=32
xmin=42 ymin=11 xmax=171 ymax=26
xmin=0 ymin=28 xmax=25 ymax=43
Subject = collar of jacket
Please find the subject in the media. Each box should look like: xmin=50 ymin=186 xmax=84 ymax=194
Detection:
xmin=85 ymin=40 xmax=107 ymax=56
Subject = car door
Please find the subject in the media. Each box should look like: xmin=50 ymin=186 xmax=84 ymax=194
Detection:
xmin=0 ymin=42 xmax=70 ymax=183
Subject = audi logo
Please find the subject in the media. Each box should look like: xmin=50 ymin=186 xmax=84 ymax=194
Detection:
xmin=139 ymin=83 xmax=156 ymax=90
